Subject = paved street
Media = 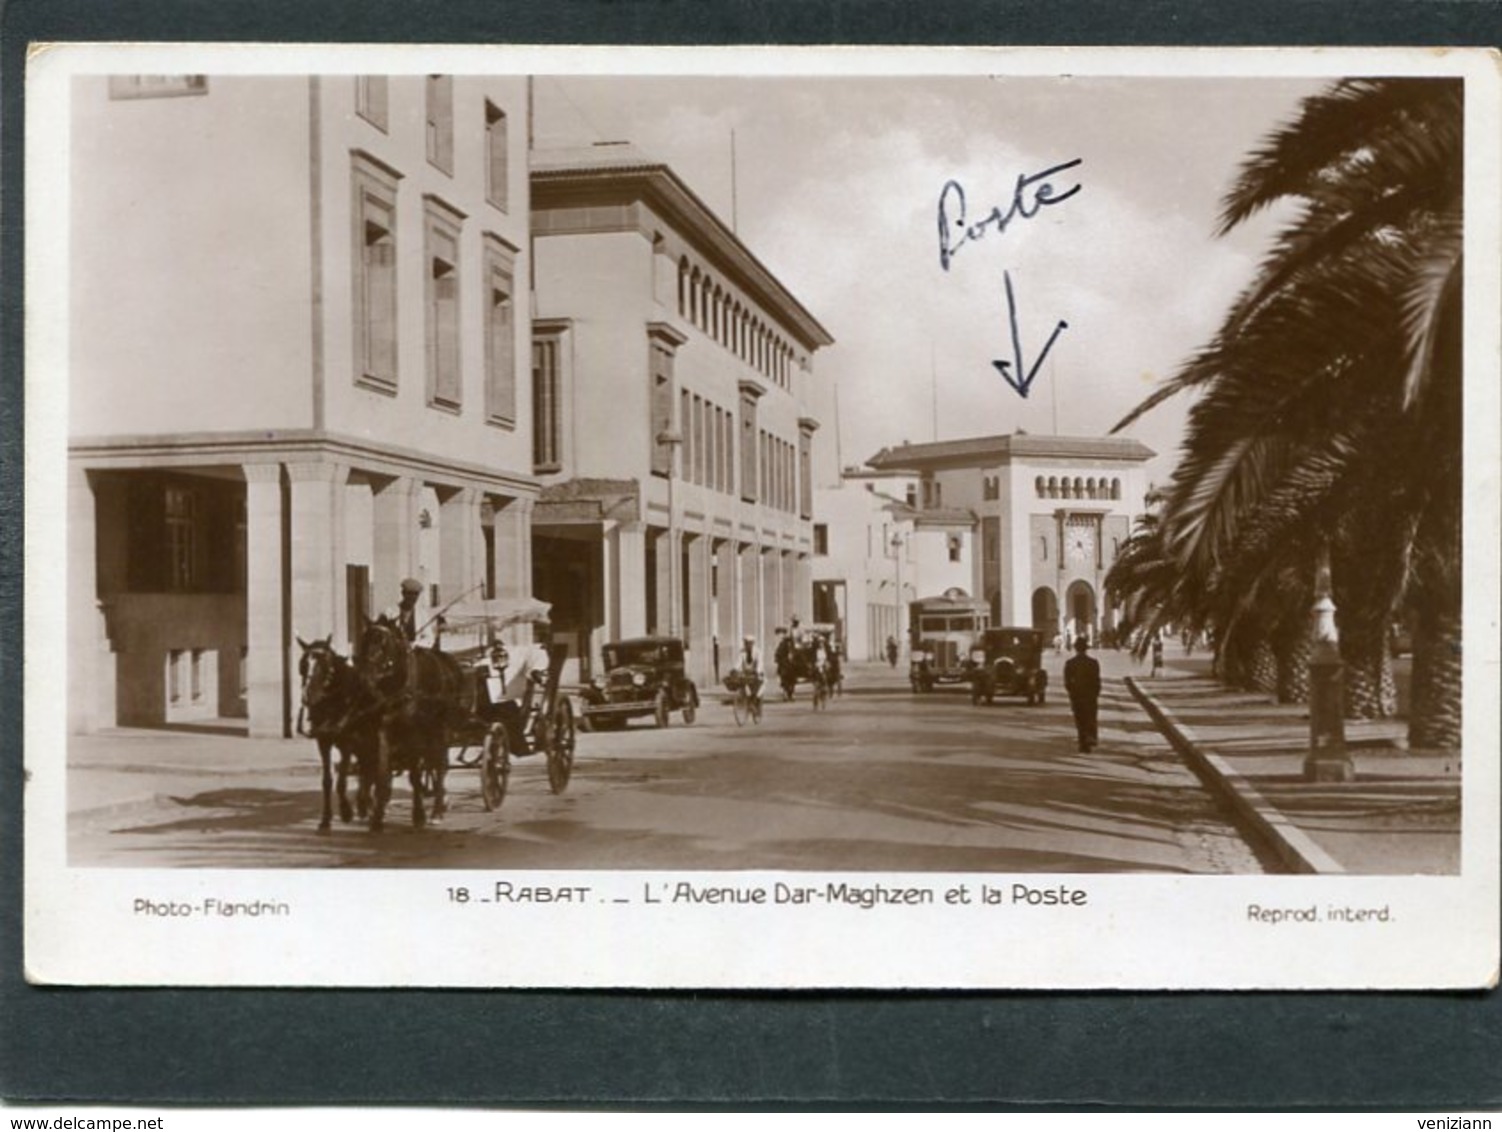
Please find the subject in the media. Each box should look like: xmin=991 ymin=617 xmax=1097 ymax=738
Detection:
xmin=68 ymin=652 xmax=1266 ymax=872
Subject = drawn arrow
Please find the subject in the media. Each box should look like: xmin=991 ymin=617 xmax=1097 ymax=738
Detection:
xmin=993 ymin=269 xmax=1069 ymax=399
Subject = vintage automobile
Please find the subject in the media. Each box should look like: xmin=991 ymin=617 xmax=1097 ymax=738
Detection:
xmin=578 ymin=636 xmax=699 ymax=730
xmin=965 ymin=626 xmax=1049 ymax=705
xmin=909 ymin=589 xmax=990 ymax=693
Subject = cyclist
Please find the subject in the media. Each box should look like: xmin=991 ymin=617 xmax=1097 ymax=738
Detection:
xmin=737 ymin=633 xmax=765 ymax=709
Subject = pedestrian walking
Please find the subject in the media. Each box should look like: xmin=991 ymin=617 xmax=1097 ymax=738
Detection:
xmin=1063 ymin=636 xmax=1101 ymax=753
xmin=1150 ymin=634 xmax=1164 ymax=678
xmin=885 ymin=635 xmax=899 ymax=667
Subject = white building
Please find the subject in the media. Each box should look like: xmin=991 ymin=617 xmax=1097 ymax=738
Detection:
xmin=812 ymin=467 xmax=975 ymax=661
xmin=863 ymin=433 xmax=1155 ymax=643
xmin=68 ymin=74 xmax=537 ymax=736
xmin=529 ymin=143 xmax=834 ymax=686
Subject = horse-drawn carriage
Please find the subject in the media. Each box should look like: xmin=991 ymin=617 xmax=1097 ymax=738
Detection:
xmin=772 ymin=624 xmax=841 ymax=707
xmin=296 ymin=597 xmax=574 ymax=833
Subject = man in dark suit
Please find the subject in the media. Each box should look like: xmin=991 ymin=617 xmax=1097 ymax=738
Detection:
xmin=1063 ymin=636 xmax=1102 ymax=753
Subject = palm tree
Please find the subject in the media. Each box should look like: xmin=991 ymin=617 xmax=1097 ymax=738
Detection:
xmin=1112 ymin=78 xmax=1462 ymax=746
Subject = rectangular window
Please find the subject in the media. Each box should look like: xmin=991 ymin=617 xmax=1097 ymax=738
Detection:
xmin=799 ymin=429 xmax=813 ymax=519
xmin=651 ymin=348 xmax=675 ymax=477
xmin=424 ymin=198 xmax=464 ymax=411
xmin=108 ymin=75 xmax=207 ymax=100
xmin=484 ymin=235 xmax=519 ymax=425
xmin=532 ymin=336 xmax=561 ymax=471
xmin=693 ymin=396 xmax=706 ymax=486
xmin=814 ymin=524 xmax=829 ymax=556
xmin=355 ymin=76 xmax=389 ymax=130
xmin=190 ymin=649 xmax=205 ymax=703
xmin=680 ymin=389 xmax=692 ymax=480
xmin=352 ymin=152 xmax=402 ymax=392
xmin=164 ymin=486 xmax=198 ymax=590
xmin=739 ymin=394 xmax=757 ymax=503
xmin=426 ymin=75 xmax=454 ymax=174
xmin=485 ymin=101 xmax=509 ymax=211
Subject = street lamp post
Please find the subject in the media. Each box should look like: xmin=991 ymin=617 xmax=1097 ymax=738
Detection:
xmin=890 ymin=530 xmax=905 ymax=659
xmin=656 ymin=428 xmax=683 ymax=639
xmin=1305 ymin=540 xmax=1353 ymax=782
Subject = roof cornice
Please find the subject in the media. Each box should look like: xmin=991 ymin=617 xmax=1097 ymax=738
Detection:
xmin=533 ymin=162 xmax=835 ymax=353
xmin=867 ymin=433 xmax=1156 ymax=471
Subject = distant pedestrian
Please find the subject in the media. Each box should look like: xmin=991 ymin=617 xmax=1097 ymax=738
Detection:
xmin=1150 ymin=635 xmax=1164 ymax=678
xmin=1064 ymin=637 xmax=1101 ymax=754
xmin=885 ymin=635 xmax=899 ymax=667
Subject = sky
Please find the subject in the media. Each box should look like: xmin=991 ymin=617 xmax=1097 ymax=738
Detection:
xmin=533 ymin=73 xmax=1326 ymax=489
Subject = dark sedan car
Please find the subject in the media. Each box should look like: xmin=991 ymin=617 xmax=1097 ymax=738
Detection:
xmin=579 ymin=636 xmax=699 ymax=730
xmin=966 ymin=627 xmax=1049 ymax=705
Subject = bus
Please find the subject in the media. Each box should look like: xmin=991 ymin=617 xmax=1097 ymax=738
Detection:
xmin=908 ymin=588 xmax=990 ymax=692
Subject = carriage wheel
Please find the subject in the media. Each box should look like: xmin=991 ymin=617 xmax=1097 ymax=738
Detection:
xmin=481 ymin=725 xmax=510 ymax=812
xmin=546 ymin=698 xmax=576 ymax=795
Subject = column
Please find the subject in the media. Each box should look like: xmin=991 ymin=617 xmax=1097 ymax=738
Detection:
xmin=685 ymin=533 xmax=711 ymax=685
xmin=761 ymin=546 xmax=779 ymax=644
xmin=780 ymin=550 xmax=797 ymax=624
xmin=616 ymin=522 xmax=648 ymax=639
xmin=439 ymin=487 xmax=482 ymax=608
xmin=738 ymin=542 xmax=758 ymax=646
xmin=715 ymin=539 xmax=738 ymax=666
xmin=68 ymin=466 xmax=105 ymax=732
xmin=372 ymin=475 xmax=420 ymax=614
xmin=652 ymin=527 xmax=675 ymax=637
xmin=795 ymin=552 xmax=813 ymax=624
xmin=489 ymin=495 xmax=527 ymax=602
xmin=286 ymin=461 xmax=345 ymax=645
xmin=244 ymin=463 xmax=286 ymax=738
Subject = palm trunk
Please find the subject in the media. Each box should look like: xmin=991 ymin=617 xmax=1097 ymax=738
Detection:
xmin=1341 ymin=624 xmax=1397 ymax=719
xmin=1276 ymin=632 xmax=1311 ymax=705
xmin=1408 ymin=608 xmax=1461 ymax=750
xmin=1249 ymin=639 xmax=1278 ymax=697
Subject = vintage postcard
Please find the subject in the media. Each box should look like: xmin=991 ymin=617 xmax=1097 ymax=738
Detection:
xmin=23 ymin=43 xmax=1500 ymax=988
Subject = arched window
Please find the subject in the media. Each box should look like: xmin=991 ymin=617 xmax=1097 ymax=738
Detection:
xmin=678 ymin=259 xmax=690 ymax=318
xmin=1073 ymin=477 xmax=1084 ymax=497
xmin=1112 ymin=478 xmax=1121 ymax=500
xmin=1047 ymin=476 xmax=1058 ymax=498
xmin=1035 ymin=476 xmax=1045 ymax=498
xmin=1087 ymin=477 xmax=1097 ymax=499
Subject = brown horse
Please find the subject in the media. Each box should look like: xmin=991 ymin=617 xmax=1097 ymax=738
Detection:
xmin=355 ymin=618 xmax=472 ymax=832
xmin=296 ymin=636 xmax=376 ymax=832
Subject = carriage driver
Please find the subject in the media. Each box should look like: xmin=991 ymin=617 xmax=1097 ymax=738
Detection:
xmin=384 ymin=577 xmax=440 ymax=647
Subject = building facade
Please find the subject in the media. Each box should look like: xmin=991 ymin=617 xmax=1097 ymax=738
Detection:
xmin=68 ymin=74 xmax=537 ymax=736
xmin=812 ymin=468 xmax=975 ymax=662
xmin=529 ymin=143 xmax=834 ymax=686
xmin=865 ymin=433 xmax=1154 ymax=644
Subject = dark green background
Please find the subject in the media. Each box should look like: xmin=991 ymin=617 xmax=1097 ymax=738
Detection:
xmin=3 ymin=0 xmax=1498 ymax=1107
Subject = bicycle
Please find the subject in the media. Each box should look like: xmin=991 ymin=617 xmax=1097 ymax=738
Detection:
xmin=733 ymin=677 xmax=763 ymax=726
xmin=811 ymin=669 xmax=829 ymax=711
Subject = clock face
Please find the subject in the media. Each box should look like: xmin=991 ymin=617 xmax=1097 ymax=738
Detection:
xmin=1068 ymin=528 xmax=1096 ymax=564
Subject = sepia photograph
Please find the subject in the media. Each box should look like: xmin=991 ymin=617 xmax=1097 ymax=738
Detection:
xmin=24 ymin=44 xmax=1500 ymax=988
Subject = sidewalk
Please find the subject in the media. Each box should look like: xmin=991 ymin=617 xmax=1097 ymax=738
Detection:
xmin=66 ymin=727 xmax=320 ymax=823
xmin=1127 ymin=658 xmax=1460 ymax=874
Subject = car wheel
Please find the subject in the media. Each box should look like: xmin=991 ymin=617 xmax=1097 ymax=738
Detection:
xmin=654 ymin=689 xmax=670 ymax=729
